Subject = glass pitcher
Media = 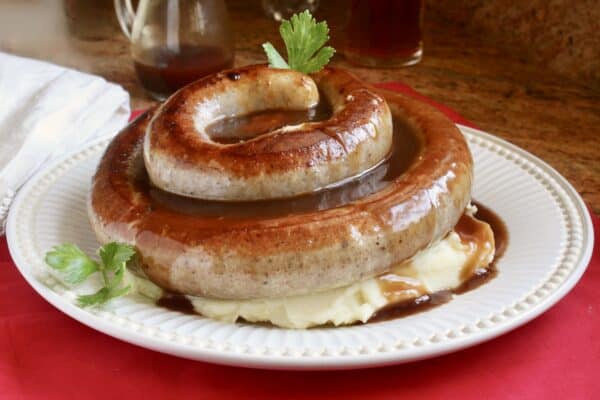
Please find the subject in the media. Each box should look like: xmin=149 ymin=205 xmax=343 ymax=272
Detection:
xmin=115 ymin=0 xmax=234 ymax=100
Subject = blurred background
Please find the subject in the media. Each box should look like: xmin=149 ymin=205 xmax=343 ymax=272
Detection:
xmin=1 ymin=1 xmax=598 ymax=99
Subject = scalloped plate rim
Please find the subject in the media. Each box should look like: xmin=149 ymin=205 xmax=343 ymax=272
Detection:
xmin=5 ymin=124 xmax=594 ymax=370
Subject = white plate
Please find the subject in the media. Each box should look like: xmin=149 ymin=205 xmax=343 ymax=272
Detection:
xmin=6 ymin=125 xmax=594 ymax=370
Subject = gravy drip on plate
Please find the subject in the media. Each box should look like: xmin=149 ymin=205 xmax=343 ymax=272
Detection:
xmin=157 ymin=293 xmax=195 ymax=314
xmin=370 ymin=202 xmax=507 ymax=322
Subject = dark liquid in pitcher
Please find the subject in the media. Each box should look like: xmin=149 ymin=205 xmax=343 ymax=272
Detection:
xmin=134 ymin=45 xmax=233 ymax=99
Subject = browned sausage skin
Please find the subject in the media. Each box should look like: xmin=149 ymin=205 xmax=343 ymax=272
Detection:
xmin=144 ymin=65 xmax=393 ymax=201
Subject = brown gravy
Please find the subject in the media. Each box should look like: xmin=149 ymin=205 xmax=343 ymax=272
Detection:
xmin=157 ymin=293 xmax=195 ymax=315
xmin=471 ymin=201 xmax=508 ymax=262
xmin=206 ymin=99 xmax=333 ymax=144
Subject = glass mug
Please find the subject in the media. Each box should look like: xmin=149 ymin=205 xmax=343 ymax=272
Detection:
xmin=344 ymin=0 xmax=424 ymax=68
xmin=114 ymin=0 xmax=234 ymax=100
xmin=261 ymin=0 xmax=320 ymax=21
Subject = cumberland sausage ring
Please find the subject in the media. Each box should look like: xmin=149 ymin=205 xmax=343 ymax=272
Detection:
xmin=88 ymin=85 xmax=473 ymax=300
xmin=143 ymin=65 xmax=393 ymax=201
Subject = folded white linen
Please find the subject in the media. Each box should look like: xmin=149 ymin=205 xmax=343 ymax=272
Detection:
xmin=0 ymin=52 xmax=130 ymax=234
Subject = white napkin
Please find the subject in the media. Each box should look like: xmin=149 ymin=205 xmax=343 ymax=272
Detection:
xmin=0 ymin=52 xmax=130 ymax=234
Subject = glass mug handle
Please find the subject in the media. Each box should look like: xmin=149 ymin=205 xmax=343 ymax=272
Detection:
xmin=114 ymin=0 xmax=136 ymax=39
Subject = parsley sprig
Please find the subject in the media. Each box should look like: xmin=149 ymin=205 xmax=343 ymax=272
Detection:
xmin=45 ymin=242 xmax=136 ymax=306
xmin=262 ymin=10 xmax=335 ymax=73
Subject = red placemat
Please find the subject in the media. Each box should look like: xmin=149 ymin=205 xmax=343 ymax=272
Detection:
xmin=2 ymin=84 xmax=598 ymax=399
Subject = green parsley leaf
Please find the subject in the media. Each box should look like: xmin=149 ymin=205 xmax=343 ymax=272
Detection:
xmin=106 ymin=260 xmax=126 ymax=290
xmin=261 ymin=42 xmax=290 ymax=69
xmin=77 ymin=285 xmax=131 ymax=307
xmin=262 ymin=10 xmax=335 ymax=74
xmin=297 ymin=46 xmax=335 ymax=74
xmin=106 ymin=285 xmax=131 ymax=301
xmin=77 ymin=287 xmax=110 ymax=307
xmin=45 ymin=242 xmax=136 ymax=307
xmin=99 ymin=242 xmax=136 ymax=271
xmin=45 ymin=244 xmax=99 ymax=284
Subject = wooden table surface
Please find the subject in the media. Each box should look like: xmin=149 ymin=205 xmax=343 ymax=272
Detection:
xmin=1 ymin=1 xmax=598 ymax=213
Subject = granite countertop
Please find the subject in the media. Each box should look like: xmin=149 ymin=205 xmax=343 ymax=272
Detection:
xmin=0 ymin=1 xmax=598 ymax=213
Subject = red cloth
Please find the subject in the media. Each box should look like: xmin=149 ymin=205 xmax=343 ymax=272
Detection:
xmin=2 ymin=84 xmax=598 ymax=399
